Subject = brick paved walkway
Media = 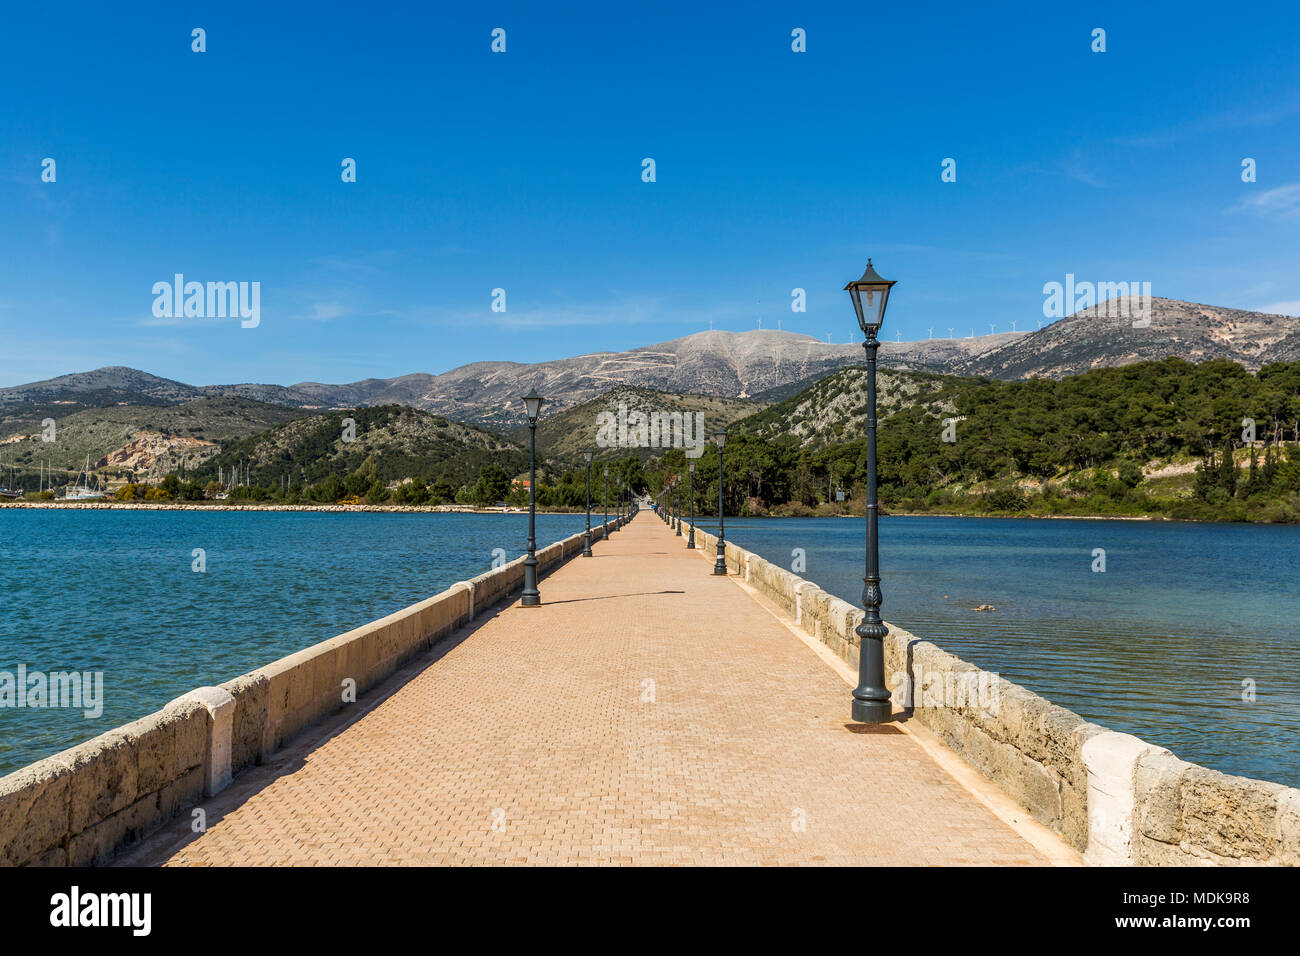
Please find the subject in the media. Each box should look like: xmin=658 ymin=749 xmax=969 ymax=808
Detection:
xmin=117 ymin=511 xmax=1055 ymax=866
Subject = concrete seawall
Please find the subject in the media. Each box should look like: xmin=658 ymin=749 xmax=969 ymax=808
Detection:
xmin=0 ymin=518 xmax=623 ymax=866
xmin=687 ymin=522 xmax=1300 ymax=866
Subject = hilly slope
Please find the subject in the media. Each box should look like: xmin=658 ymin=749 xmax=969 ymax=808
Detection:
xmin=0 ymin=366 xmax=329 ymax=417
xmin=513 ymin=384 xmax=765 ymax=461
xmin=7 ymin=297 xmax=1290 ymax=430
xmin=732 ymin=356 xmax=1300 ymax=484
xmin=734 ymin=367 xmax=963 ymax=449
xmin=0 ymin=366 xmax=201 ymax=407
xmin=192 ymin=404 xmax=529 ymax=490
xmin=961 ymin=297 xmax=1300 ymax=379
xmin=0 ymin=330 xmax=1023 ymax=430
xmin=395 ymin=329 xmax=1021 ymax=427
xmin=0 ymin=397 xmax=311 ymax=483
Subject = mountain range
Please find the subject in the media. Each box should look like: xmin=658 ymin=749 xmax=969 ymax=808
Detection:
xmin=2 ymin=298 xmax=1294 ymax=434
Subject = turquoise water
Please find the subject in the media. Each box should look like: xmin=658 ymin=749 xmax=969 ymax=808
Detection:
xmin=0 ymin=510 xmax=591 ymax=775
xmin=719 ymin=516 xmax=1300 ymax=788
xmin=5 ymin=511 xmax=1298 ymax=788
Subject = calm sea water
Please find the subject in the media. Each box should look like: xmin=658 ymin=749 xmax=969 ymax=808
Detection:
xmin=5 ymin=511 xmax=1298 ymax=789
xmin=719 ymin=516 xmax=1300 ymax=788
xmin=0 ymin=510 xmax=590 ymax=775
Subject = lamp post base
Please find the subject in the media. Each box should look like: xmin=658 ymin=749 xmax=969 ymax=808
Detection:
xmin=713 ymin=551 xmax=727 ymax=575
xmin=850 ymin=697 xmax=893 ymax=723
xmin=522 ymin=556 xmax=540 ymax=606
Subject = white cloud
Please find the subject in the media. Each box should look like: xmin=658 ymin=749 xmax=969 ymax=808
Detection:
xmin=1257 ymin=300 xmax=1300 ymax=317
xmin=1228 ymin=182 xmax=1300 ymax=219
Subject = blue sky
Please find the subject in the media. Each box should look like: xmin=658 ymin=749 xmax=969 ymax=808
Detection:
xmin=3 ymin=1 xmax=1299 ymax=386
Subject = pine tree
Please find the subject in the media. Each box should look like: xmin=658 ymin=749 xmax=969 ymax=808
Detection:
xmin=1218 ymin=439 xmax=1237 ymax=497
xmin=1193 ymin=449 xmax=1215 ymax=500
xmin=1263 ymin=442 xmax=1279 ymax=487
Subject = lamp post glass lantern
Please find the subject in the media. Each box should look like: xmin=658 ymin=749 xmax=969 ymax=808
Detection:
xmin=582 ymin=448 xmax=594 ymax=557
xmin=844 ymin=259 xmax=896 ymax=723
xmin=713 ymin=431 xmax=727 ymax=575
xmin=521 ymin=392 xmax=546 ymax=606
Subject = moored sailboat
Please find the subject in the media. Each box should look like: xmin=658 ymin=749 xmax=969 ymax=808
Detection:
xmin=0 ymin=456 xmax=23 ymax=499
xmin=57 ymin=455 xmax=108 ymax=501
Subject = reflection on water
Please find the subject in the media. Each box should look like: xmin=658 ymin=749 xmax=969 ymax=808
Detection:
xmin=721 ymin=515 xmax=1300 ymax=788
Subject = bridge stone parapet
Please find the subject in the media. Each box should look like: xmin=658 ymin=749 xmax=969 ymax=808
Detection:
xmin=682 ymin=519 xmax=1300 ymax=866
xmin=0 ymin=520 xmax=616 ymax=867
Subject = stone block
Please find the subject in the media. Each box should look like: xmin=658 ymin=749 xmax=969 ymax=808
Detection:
xmin=1081 ymin=731 xmax=1171 ymax=866
xmin=1180 ymin=765 xmax=1283 ymax=862
xmin=63 ymin=728 xmax=139 ymax=835
xmin=1134 ymin=751 xmax=1188 ymax=850
xmin=1274 ymin=787 xmax=1300 ymax=866
xmin=221 ymin=672 xmax=269 ymax=772
xmin=67 ymin=792 xmax=160 ymax=866
xmin=0 ymin=758 xmax=72 ymax=866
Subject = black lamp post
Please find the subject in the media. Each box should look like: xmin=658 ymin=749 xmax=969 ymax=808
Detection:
xmin=616 ymin=477 xmax=622 ymax=525
xmin=713 ymin=430 xmax=727 ymax=575
xmin=846 ymin=258 xmax=896 ymax=724
xmin=582 ymin=448 xmax=593 ymax=557
xmin=686 ymin=460 xmax=696 ymax=548
xmin=521 ymin=391 xmax=546 ymax=607
xmin=674 ymin=477 xmax=682 ymax=535
xmin=603 ymin=465 xmax=609 ymax=535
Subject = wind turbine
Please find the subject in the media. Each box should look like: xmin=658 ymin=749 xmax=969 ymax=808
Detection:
xmin=928 ymin=327 xmax=933 ymax=339
xmin=989 ymin=323 xmax=996 ymax=335
xmin=948 ymin=327 xmax=954 ymax=339
xmin=969 ymin=328 xmax=974 ymax=338
xmin=895 ymin=330 xmax=902 ymax=343
xmin=1010 ymin=320 xmax=1017 ymax=332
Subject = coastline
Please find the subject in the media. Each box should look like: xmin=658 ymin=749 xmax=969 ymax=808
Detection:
xmin=0 ymin=501 xmax=1199 ymax=522
xmin=884 ymin=510 xmax=1172 ymax=522
xmin=761 ymin=509 xmax=1182 ymax=523
xmin=0 ymin=501 xmax=587 ymax=516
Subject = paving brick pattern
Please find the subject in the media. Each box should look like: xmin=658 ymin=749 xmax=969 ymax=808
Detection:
xmin=118 ymin=513 xmax=1048 ymax=866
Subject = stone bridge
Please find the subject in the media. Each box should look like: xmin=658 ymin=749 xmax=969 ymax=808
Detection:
xmin=2 ymin=511 xmax=1295 ymax=866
